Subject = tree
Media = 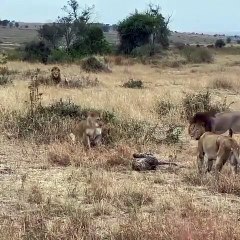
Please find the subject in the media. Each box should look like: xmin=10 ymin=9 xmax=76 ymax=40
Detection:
xmin=57 ymin=0 xmax=94 ymax=51
xmin=117 ymin=5 xmax=170 ymax=54
xmin=102 ymin=24 xmax=110 ymax=32
xmin=147 ymin=4 xmax=171 ymax=48
xmin=38 ymin=23 xmax=63 ymax=49
xmin=226 ymin=37 xmax=231 ymax=44
xmin=72 ymin=25 xmax=111 ymax=55
xmin=9 ymin=21 xmax=14 ymax=28
xmin=24 ymin=40 xmax=51 ymax=64
xmin=118 ymin=13 xmax=156 ymax=54
xmin=215 ymin=39 xmax=226 ymax=48
xmin=15 ymin=22 xmax=19 ymax=28
xmin=1 ymin=19 xmax=10 ymax=26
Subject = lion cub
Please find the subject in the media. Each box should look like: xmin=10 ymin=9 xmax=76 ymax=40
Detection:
xmin=70 ymin=111 xmax=103 ymax=149
xmin=197 ymin=132 xmax=240 ymax=177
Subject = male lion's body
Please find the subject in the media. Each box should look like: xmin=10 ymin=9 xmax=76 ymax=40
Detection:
xmin=189 ymin=111 xmax=240 ymax=138
xmin=197 ymin=132 xmax=240 ymax=177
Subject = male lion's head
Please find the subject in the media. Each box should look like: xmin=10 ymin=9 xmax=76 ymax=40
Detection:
xmin=51 ymin=66 xmax=61 ymax=84
xmin=188 ymin=122 xmax=206 ymax=140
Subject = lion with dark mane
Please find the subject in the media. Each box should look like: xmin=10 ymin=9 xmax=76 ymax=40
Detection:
xmin=51 ymin=66 xmax=61 ymax=84
xmin=189 ymin=111 xmax=240 ymax=138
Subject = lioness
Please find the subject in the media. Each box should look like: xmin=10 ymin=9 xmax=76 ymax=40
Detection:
xmin=70 ymin=111 xmax=103 ymax=149
xmin=190 ymin=124 xmax=240 ymax=177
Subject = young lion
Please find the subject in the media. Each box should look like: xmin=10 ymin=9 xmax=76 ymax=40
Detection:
xmin=70 ymin=111 xmax=103 ymax=149
xmin=197 ymin=132 xmax=240 ymax=178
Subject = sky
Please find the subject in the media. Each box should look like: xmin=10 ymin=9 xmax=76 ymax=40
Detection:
xmin=1 ymin=0 xmax=240 ymax=34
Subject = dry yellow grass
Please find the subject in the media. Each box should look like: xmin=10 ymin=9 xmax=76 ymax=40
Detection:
xmin=1 ymin=53 xmax=240 ymax=239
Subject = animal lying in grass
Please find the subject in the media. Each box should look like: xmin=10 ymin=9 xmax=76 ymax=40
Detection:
xmin=51 ymin=66 xmax=61 ymax=84
xmin=190 ymin=122 xmax=240 ymax=178
xmin=188 ymin=111 xmax=240 ymax=138
xmin=70 ymin=111 xmax=103 ymax=149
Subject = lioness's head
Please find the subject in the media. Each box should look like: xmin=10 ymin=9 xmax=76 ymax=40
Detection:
xmin=87 ymin=111 xmax=104 ymax=128
xmin=51 ymin=66 xmax=61 ymax=79
xmin=188 ymin=122 xmax=206 ymax=140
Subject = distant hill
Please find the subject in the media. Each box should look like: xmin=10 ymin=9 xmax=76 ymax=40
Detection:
xmin=18 ymin=22 xmax=44 ymax=30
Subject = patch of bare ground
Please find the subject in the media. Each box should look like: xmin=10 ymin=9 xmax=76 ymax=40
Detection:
xmin=1 ymin=52 xmax=240 ymax=238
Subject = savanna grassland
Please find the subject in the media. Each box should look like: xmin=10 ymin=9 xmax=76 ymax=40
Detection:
xmin=1 ymin=49 xmax=240 ymax=239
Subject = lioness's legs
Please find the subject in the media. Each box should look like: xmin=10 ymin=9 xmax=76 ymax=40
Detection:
xmin=82 ymin=133 xmax=91 ymax=149
xmin=206 ymin=159 xmax=214 ymax=173
xmin=229 ymin=153 xmax=238 ymax=175
xmin=91 ymin=134 xmax=102 ymax=147
xmin=215 ymin=153 xmax=228 ymax=180
xmin=229 ymin=129 xmax=233 ymax=138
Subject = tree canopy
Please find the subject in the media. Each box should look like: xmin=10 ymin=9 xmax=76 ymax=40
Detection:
xmin=117 ymin=5 xmax=170 ymax=54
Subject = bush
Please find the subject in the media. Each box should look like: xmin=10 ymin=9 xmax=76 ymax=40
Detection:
xmin=60 ymin=76 xmax=100 ymax=89
xmin=0 ymin=66 xmax=18 ymax=75
xmin=215 ymin=39 xmax=226 ymax=48
xmin=0 ymin=66 xmax=14 ymax=86
xmin=122 ymin=79 xmax=144 ymax=89
xmin=48 ymin=49 xmax=73 ymax=63
xmin=226 ymin=37 xmax=231 ymax=44
xmin=81 ymin=56 xmax=111 ymax=73
xmin=210 ymin=77 xmax=234 ymax=90
xmin=0 ymin=66 xmax=9 ymax=75
xmin=182 ymin=91 xmax=230 ymax=120
xmin=6 ymin=48 xmax=24 ymax=61
xmin=72 ymin=26 xmax=112 ymax=56
xmin=155 ymin=100 xmax=177 ymax=117
xmin=118 ymin=6 xmax=170 ymax=54
xmin=23 ymin=40 xmax=51 ymax=63
xmin=0 ymin=53 xmax=7 ymax=64
xmin=174 ymin=42 xmax=186 ymax=50
xmin=0 ymin=75 xmax=12 ymax=86
xmin=131 ymin=44 xmax=162 ymax=57
xmin=2 ymin=95 xmax=118 ymax=144
xmin=181 ymin=46 xmax=213 ymax=63
xmin=237 ymin=40 xmax=240 ymax=44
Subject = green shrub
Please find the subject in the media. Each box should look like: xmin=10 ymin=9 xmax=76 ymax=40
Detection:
xmin=0 ymin=53 xmax=8 ymax=64
xmin=23 ymin=40 xmax=51 ymax=64
xmin=182 ymin=91 xmax=230 ymax=120
xmin=155 ymin=100 xmax=177 ymax=117
xmin=181 ymin=47 xmax=213 ymax=63
xmin=48 ymin=49 xmax=73 ymax=63
xmin=72 ymin=25 xmax=112 ymax=56
xmin=122 ymin=79 xmax=144 ymax=89
xmin=117 ymin=7 xmax=170 ymax=54
xmin=131 ymin=44 xmax=162 ymax=57
xmin=0 ymin=66 xmax=18 ymax=75
xmin=0 ymin=75 xmax=12 ymax=86
xmin=6 ymin=48 xmax=24 ymax=61
xmin=226 ymin=37 xmax=231 ymax=44
xmin=215 ymin=39 xmax=226 ymax=48
xmin=164 ymin=124 xmax=183 ymax=144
